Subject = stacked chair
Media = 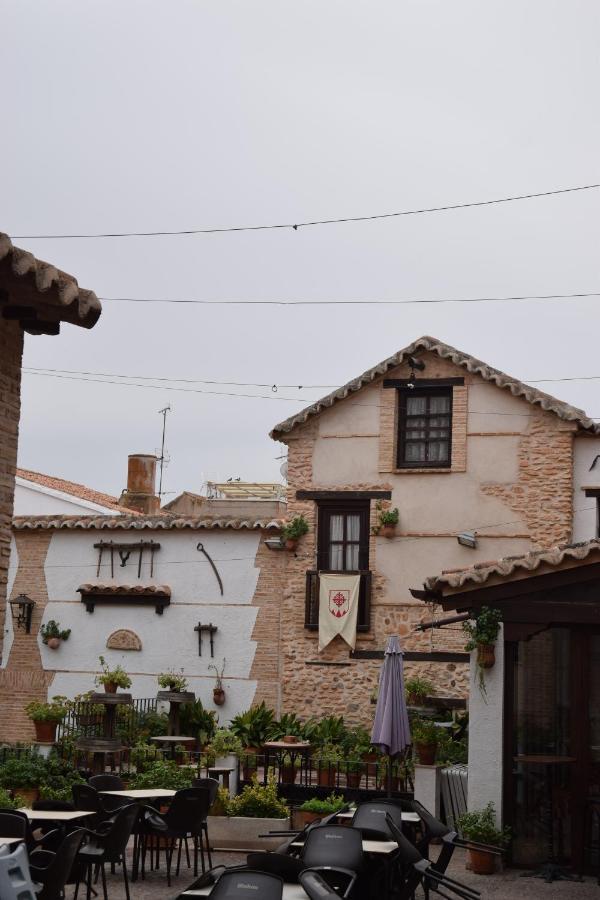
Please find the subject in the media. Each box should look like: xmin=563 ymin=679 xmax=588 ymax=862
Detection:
xmin=0 ymin=843 xmax=37 ymax=900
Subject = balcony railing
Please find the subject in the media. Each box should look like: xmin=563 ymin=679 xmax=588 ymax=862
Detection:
xmin=305 ymin=570 xmax=371 ymax=631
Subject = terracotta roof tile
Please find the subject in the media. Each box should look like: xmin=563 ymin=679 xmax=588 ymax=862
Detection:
xmin=78 ymin=583 xmax=170 ymax=596
xmin=424 ymin=539 xmax=600 ymax=592
xmin=16 ymin=468 xmax=128 ymax=513
xmin=270 ymin=335 xmax=598 ymax=438
xmin=13 ymin=514 xmax=283 ymax=531
xmin=0 ymin=232 xmax=101 ymax=332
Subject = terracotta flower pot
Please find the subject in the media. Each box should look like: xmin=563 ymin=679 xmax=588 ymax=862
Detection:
xmin=17 ymin=787 xmax=39 ymax=807
xmin=213 ymin=688 xmax=226 ymax=706
xmin=346 ymin=771 xmax=362 ymax=789
xmin=104 ymin=682 xmax=118 ymax=694
xmin=477 ymin=643 xmax=496 ymax=669
xmin=380 ymin=525 xmax=396 ymax=539
xmin=285 ymin=539 xmax=298 ymax=551
xmin=33 ymin=720 xmax=58 ymax=743
xmin=46 ymin=637 xmax=61 ymax=650
xmin=416 ymin=742 xmax=437 ymax=765
xmin=282 ymin=735 xmax=298 ymax=744
xmin=468 ymin=848 xmax=496 ymax=875
xmin=294 ymin=810 xmax=322 ymax=829
xmin=317 ymin=768 xmax=337 ymax=788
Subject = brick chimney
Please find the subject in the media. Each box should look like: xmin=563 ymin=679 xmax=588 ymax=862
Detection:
xmin=119 ymin=454 xmax=160 ymax=514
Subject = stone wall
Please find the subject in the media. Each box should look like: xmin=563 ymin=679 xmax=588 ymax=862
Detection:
xmin=274 ymin=351 xmax=576 ymax=725
xmin=249 ymin=530 xmax=287 ymax=714
xmin=0 ymin=319 xmax=23 ymax=669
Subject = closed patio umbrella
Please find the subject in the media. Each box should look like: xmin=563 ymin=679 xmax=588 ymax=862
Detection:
xmin=370 ymin=635 xmax=411 ymax=797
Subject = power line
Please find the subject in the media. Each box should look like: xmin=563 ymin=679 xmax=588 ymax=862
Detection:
xmin=13 ymin=182 xmax=600 ymax=240
xmin=97 ymin=291 xmax=600 ymax=306
xmin=19 ymin=370 xmax=600 ymax=419
xmin=22 ymin=365 xmax=600 ymax=390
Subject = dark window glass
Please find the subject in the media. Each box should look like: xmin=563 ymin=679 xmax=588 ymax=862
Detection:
xmin=397 ymin=388 xmax=452 ymax=468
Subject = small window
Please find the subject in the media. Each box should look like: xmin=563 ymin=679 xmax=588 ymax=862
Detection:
xmin=397 ymin=388 xmax=452 ymax=468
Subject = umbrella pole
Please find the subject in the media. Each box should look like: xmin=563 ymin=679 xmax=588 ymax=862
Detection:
xmin=387 ymin=755 xmax=392 ymax=798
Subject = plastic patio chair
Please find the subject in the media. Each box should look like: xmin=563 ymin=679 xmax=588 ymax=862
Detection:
xmin=350 ymin=799 xmax=407 ymax=840
xmin=75 ymin=802 xmax=140 ymax=900
xmin=29 ymin=827 xmax=86 ymax=900
xmin=300 ymin=824 xmax=364 ymax=897
xmin=88 ymin=774 xmax=128 ymax=814
xmin=142 ymin=787 xmax=212 ymax=885
xmin=208 ymin=868 xmax=283 ymax=898
xmin=0 ymin=843 xmax=37 ymax=900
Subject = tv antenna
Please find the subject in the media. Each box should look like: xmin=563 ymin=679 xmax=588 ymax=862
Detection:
xmin=157 ymin=405 xmax=171 ymax=499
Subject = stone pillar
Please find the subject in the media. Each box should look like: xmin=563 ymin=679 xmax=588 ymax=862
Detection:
xmin=467 ymin=626 xmax=504 ymax=825
xmin=414 ymin=763 xmax=443 ymax=818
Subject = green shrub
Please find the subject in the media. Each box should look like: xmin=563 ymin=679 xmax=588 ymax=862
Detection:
xmin=411 ymin=719 xmax=444 ymax=745
xmin=405 ymin=676 xmax=434 ymax=704
xmin=462 ymin=607 xmax=502 ymax=650
xmin=230 ymin=703 xmax=276 ymax=748
xmin=312 ymin=716 xmax=347 ymax=748
xmin=299 ymin=793 xmax=346 ymax=814
xmin=271 ymin=712 xmax=306 ymax=741
xmin=209 ymin=728 xmax=243 ymax=758
xmin=226 ymin=777 xmax=289 ymax=819
xmin=0 ymin=754 xmax=46 ymax=789
xmin=40 ymin=620 xmax=71 ymax=644
xmin=129 ymin=759 xmax=194 ymax=791
xmin=0 ymin=787 xmax=27 ymax=809
xmin=95 ymin=656 xmax=132 ymax=690
xmin=157 ymin=670 xmax=188 ymax=692
xmin=281 ymin=515 xmax=309 ymax=542
xmin=458 ymin=803 xmax=511 ymax=847
xmin=179 ymin=701 xmax=217 ymax=746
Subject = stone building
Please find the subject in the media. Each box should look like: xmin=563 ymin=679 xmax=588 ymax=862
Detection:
xmin=270 ymin=335 xmax=600 ymax=724
xmin=0 ymin=232 xmax=101 ymax=726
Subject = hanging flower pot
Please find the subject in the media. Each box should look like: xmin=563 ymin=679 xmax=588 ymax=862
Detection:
xmin=477 ymin=643 xmax=496 ymax=669
xmin=46 ymin=637 xmax=61 ymax=650
xmin=213 ymin=688 xmax=226 ymax=706
xmin=285 ymin=538 xmax=298 ymax=551
xmin=380 ymin=524 xmax=396 ymax=539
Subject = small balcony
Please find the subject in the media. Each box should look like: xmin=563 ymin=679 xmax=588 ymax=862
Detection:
xmin=304 ymin=570 xmax=372 ymax=631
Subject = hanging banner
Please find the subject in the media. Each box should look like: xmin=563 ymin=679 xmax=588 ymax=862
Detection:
xmin=318 ymin=572 xmax=361 ymax=651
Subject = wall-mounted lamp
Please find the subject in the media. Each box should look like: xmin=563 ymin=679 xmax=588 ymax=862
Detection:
xmin=264 ymin=538 xmax=285 ymax=551
xmin=457 ymin=531 xmax=478 ymax=549
xmin=9 ymin=593 xmax=35 ymax=633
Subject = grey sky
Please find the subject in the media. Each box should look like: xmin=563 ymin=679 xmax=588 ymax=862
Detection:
xmin=3 ymin=1 xmax=599 ymax=499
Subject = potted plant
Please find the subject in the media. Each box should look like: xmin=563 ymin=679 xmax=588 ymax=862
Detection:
xmin=281 ymin=514 xmax=309 ymax=551
xmin=405 ymin=676 xmax=434 ymax=706
xmin=207 ymin=776 xmax=290 ymax=850
xmin=316 ymin=743 xmax=343 ymax=788
xmin=25 ymin=696 xmax=69 ymax=743
xmin=295 ymin=792 xmax=346 ymax=829
xmin=157 ymin=669 xmax=188 ymax=692
xmin=210 ymin=727 xmax=243 ymax=789
xmin=130 ymin=759 xmax=195 ymax=791
xmin=209 ymin=659 xmax=226 ymax=706
xmin=230 ymin=702 xmax=276 ymax=779
xmin=40 ymin=619 xmax=71 ymax=650
xmin=179 ymin=700 xmax=218 ymax=750
xmin=0 ymin=754 xmax=47 ymax=806
xmin=412 ymin=720 xmax=443 ymax=766
xmin=95 ymin=656 xmax=132 ymax=693
xmin=458 ymin=803 xmax=510 ymax=874
xmin=463 ymin=607 xmax=503 ymax=693
xmin=271 ymin=712 xmax=308 ymax=741
xmin=341 ymin=726 xmax=371 ymax=788
xmin=373 ymin=504 xmax=399 ymax=538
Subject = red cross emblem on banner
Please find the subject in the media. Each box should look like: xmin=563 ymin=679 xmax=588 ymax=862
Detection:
xmin=329 ymin=589 xmax=349 ymax=618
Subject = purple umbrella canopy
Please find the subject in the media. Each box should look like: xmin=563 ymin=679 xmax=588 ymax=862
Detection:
xmin=371 ymin=635 xmax=411 ymax=757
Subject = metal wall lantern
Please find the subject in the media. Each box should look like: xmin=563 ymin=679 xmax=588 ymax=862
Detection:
xmin=9 ymin=593 xmax=35 ymax=633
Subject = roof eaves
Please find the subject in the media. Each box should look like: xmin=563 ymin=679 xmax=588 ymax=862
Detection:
xmin=12 ymin=515 xmax=283 ymax=531
xmin=270 ymin=335 xmax=598 ymax=438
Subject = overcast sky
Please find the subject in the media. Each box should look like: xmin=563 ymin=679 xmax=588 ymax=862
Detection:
xmin=3 ymin=1 xmax=599 ymax=500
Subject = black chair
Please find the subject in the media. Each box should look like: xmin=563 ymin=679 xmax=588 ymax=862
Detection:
xmin=88 ymin=774 xmax=128 ymax=814
xmin=72 ymin=784 xmax=116 ymax=833
xmin=0 ymin=807 xmax=63 ymax=856
xmin=75 ymin=802 xmax=140 ymax=900
xmin=208 ymin=868 xmax=283 ymax=899
xmin=351 ymin=799 xmax=406 ymax=840
xmin=191 ymin=778 xmax=219 ymax=867
xmin=411 ymin=800 xmax=503 ymax=881
xmin=29 ymin=828 xmax=86 ymax=900
xmin=385 ymin=813 xmax=480 ymax=900
xmin=246 ymin=851 xmax=305 ymax=882
xmin=0 ymin=812 xmax=26 ymax=841
xmin=300 ymin=868 xmax=343 ymax=899
xmin=142 ymin=787 xmax=211 ymax=885
xmin=300 ymin=824 xmax=364 ymax=897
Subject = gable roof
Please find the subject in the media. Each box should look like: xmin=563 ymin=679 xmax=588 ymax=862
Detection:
xmin=421 ymin=539 xmax=600 ymax=594
xmin=0 ymin=232 xmax=101 ymax=333
xmin=270 ymin=335 xmax=598 ymax=438
xmin=16 ymin=468 xmax=126 ymax=514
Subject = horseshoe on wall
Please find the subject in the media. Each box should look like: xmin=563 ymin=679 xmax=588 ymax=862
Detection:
xmin=196 ymin=543 xmax=224 ymax=596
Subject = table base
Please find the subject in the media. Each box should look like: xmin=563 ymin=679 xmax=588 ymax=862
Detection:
xmin=521 ymin=862 xmax=581 ymax=883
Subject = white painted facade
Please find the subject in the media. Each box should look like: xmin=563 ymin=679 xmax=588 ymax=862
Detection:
xmin=14 ymin=478 xmax=120 ymax=516
xmin=8 ymin=527 xmax=264 ymax=722
xmin=573 ymin=436 xmax=600 ymax=542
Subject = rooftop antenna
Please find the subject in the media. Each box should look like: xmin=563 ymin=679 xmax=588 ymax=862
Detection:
xmin=157 ymin=405 xmax=171 ymax=499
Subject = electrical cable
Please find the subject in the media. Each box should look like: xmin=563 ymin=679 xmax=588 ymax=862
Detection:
xmin=97 ymin=291 xmax=600 ymax=306
xmin=19 ymin=371 xmax=600 ymax=419
xmin=13 ymin=182 xmax=600 ymax=240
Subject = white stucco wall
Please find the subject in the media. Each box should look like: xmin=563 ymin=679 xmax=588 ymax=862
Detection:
xmin=467 ymin=626 xmax=504 ymax=824
xmin=14 ymin=480 xmax=119 ymax=515
xmin=39 ymin=528 xmax=263 ymax=721
xmin=1 ymin=536 xmax=18 ymax=668
xmin=573 ymin=436 xmax=600 ymax=542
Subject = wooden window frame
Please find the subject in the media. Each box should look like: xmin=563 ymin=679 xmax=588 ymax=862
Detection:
xmin=397 ymin=386 xmax=453 ymax=469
